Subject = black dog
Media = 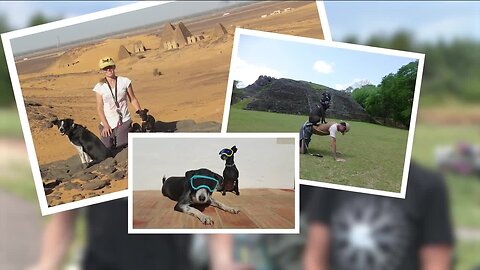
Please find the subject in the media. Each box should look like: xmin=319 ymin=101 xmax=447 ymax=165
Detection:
xmin=51 ymin=118 xmax=110 ymax=169
xmin=219 ymin=146 xmax=240 ymax=196
xmin=162 ymin=168 xmax=239 ymax=225
xmin=309 ymin=92 xmax=332 ymax=125
xmin=136 ymin=108 xmax=156 ymax=132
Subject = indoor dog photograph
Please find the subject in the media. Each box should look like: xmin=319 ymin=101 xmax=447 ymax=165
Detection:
xmin=128 ymin=133 xmax=298 ymax=232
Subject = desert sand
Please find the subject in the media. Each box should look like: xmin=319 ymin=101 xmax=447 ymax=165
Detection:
xmin=15 ymin=1 xmax=323 ymax=206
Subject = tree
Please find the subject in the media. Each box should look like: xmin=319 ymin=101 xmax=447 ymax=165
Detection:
xmin=0 ymin=12 xmax=60 ymax=107
xmin=352 ymin=84 xmax=378 ymax=109
xmin=0 ymin=14 xmax=14 ymax=107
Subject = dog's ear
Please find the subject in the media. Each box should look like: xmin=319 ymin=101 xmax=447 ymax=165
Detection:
xmin=232 ymin=145 xmax=237 ymax=153
xmin=50 ymin=117 xmax=59 ymax=126
xmin=145 ymin=108 xmax=149 ymax=113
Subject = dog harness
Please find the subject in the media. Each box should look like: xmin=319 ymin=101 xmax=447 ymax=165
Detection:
xmin=189 ymin=175 xmax=219 ymax=193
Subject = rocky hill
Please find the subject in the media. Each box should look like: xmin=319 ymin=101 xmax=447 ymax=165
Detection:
xmin=233 ymin=76 xmax=373 ymax=122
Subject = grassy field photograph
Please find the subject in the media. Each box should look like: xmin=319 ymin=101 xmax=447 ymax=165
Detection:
xmin=225 ymin=29 xmax=423 ymax=195
xmin=228 ymin=108 xmax=407 ymax=192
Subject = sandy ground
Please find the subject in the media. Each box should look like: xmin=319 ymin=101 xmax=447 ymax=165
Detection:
xmin=16 ymin=1 xmax=323 ymax=166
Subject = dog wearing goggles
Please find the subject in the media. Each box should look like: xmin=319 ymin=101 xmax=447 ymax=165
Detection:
xmin=219 ymin=146 xmax=240 ymax=196
xmin=162 ymin=168 xmax=240 ymax=225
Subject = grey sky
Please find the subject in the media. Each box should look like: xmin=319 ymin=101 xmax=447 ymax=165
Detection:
xmin=7 ymin=1 xmax=249 ymax=56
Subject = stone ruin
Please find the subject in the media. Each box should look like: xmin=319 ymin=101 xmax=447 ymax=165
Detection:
xmin=161 ymin=22 xmax=191 ymax=50
xmin=161 ymin=22 xmax=205 ymax=50
xmin=187 ymin=35 xmax=204 ymax=45
xmin=118 ymin=45 xmax=131 ymax=60
xmin=133 ymin=41 xmax=146 ymax=53
xmin=212 ymin=23 xmax=228 ymax=38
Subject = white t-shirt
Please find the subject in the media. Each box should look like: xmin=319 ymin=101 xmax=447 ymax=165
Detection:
xmin=329 ymin=123 xmax=338 ymax=138
xmin=93 ymin=76 xmax=132 ymax=128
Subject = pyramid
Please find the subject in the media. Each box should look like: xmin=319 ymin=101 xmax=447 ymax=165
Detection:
xmin=118 ymin=45 xmax=131 ymax=60
xmin=175 ymin=22 xmax=192 ymax=45
xmin=212 ymin=23 xmax=228 ymax=37
xmin=161 ymin=22 xmax=192 ymax=49
xmin=160 ymin=23 xmax=177 ymax=44
xmin=133 ymin=41 xmax=146 ymax=53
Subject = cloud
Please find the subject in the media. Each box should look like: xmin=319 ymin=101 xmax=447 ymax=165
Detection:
xmin=233 ymin=57 xmax=284 ymax=88
xmin=313 ymin=60 xmax=334 ymax=74
xmin=335 ymin=78 xmax=371 ymax=91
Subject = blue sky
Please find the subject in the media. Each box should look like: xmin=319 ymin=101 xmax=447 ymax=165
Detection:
xmin=233 ymin=34 xmax=417 ymax=89
xmin=2 ymin=1 xmax=243 ymax=55
xmin=1 ymin=1 xmax=478 ymax=41
xmin=0 ymin=2 xmax=130 ymax=29
xmin=324 ymin=1 xmax=480 ymax=43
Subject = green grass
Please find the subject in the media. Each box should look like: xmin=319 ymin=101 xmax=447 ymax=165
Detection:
xmin=456 ymin=241 xmax=480 ymax=270
xmin=0 ymin=162 xmax=36 ymax=202
xmin=0 ymin=108 xmax=24 ymax=138
xmin=231 ymin=98 xmax=253 ymax=110
xmin=228 ymin=108 xmax=408 ymax=192
xmin=412 ymin=123 xmax=480 ymax=228
xmin=412 ymin=123 xmax=480 ymax=270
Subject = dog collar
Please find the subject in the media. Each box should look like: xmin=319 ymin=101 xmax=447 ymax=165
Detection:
xmin=225 ymin=163 xmax=235 ymax=167
xmin=190 ymin=175 xmax=219 ymax=193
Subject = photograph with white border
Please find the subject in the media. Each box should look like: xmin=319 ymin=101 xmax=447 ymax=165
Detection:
xmin=128 ymin=133 xmax=299 ymax=233
xmin=1 ymin=1 xmax=326 ymax=215
xmin=223 ymin=28 xmax=425 ymax=198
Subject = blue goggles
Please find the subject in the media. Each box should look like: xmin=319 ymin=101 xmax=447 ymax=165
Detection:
xmin=219 ymin=148 xmax=234 ymax=157
xmin=190 ymin=175 xmax=219 ymax=193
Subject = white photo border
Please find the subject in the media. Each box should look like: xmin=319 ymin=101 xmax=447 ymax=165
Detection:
xmin=222 ymin=28 xmax=425 ymax=199
xmin=1 ymin=1 xmax=174 ymax=216
xmin=128 ymin=132 xmax=300 ymax=234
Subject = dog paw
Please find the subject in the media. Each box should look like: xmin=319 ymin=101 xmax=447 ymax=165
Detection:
xmin=201 ymin=216 xmax=214 ymax=225
xmin=228 ymin=208 xmax=240 ymax=214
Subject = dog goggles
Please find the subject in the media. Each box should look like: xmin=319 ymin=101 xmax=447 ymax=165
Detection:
xmin=219 ymin=148 xmax=234 ymax=157
xmin=190 ymin=175 xmax=219 ymax=193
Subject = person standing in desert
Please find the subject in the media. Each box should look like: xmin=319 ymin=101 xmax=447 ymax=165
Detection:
xmin=93 ymin=57 xmax=142 ymax=149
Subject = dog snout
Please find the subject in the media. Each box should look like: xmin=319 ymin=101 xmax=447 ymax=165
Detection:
xmin=199 ymin=194 xmax=206 ymax=202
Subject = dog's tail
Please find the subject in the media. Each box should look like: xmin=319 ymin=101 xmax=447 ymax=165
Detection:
xmin=162 ymin=176 xmax=166 ymax=183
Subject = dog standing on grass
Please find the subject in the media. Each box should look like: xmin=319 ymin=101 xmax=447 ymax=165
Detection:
xmin=219 ymin=146 xmax=240 ymax=196
xmin=162 ymin=168 xmax=240 ymax=225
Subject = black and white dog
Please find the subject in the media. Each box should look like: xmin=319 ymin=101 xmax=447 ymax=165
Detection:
xmin=309 ymin=92 xmax=332 ymax=125
xmin=52 ymin=118 xmax=110 ymax=168
xmin=162 ymin=168 xmax=239 ymax=225
xmin=219 ymin=146 xmax=240 ymax=196
xmin=136 ymin=108 xmax=156 ymax=132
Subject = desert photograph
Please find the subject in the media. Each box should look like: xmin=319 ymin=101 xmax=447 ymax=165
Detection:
xmin=6 ymin=1 xmax=324 ymax=212
xmin=226 ymin=30 xmax=424 ymax=197
xmin=129 ymin=135 xmax=296 ymax=231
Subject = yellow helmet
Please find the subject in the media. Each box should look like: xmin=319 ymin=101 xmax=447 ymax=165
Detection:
xmin=99 ymin=57 xmax=115 ymax=70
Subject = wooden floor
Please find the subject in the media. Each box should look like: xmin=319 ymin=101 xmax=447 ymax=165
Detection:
xmin=133 ymin=189 xmax=295 ymax=229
